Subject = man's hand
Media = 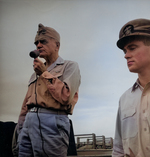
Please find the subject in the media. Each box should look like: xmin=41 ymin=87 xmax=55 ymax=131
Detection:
xmin=33 ymin=58 xmax=46 ymax=75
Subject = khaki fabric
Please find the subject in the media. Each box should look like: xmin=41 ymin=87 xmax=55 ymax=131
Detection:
xmin=35 ymin=23 xmax=60 ymax=43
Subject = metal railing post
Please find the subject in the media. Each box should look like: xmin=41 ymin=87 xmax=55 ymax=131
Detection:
xmin=92 ymin=133 xmax=96 ymax=149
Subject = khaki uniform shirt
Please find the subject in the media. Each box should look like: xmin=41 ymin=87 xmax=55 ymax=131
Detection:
xmin=112 ymin=80 xmax=150 ymax=157
xmin=17 ymin=56 xmax=81 ymax=133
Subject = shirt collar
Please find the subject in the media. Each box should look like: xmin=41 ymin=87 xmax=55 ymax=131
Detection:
xmin=132 ymin=79 xmax=143 ymax=92
xmin=47 ymin=56 xmax=64 ymax=72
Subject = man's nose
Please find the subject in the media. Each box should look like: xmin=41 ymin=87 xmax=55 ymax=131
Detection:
xmin=37 ymin=41 xmax=42 ymax=48
xmin=124 ymin=51 xmax=131 ymax=59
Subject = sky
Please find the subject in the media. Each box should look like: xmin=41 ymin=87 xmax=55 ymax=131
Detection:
xmin=0 ymin=0 xmax=150 ymax=139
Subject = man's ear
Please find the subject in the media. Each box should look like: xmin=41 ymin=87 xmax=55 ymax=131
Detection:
xmin=56 ymin=42 xmax=60 ymax=48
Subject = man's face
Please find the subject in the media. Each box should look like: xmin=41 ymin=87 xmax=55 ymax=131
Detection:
xmin=123 ymin=40 xmax=150 ymax=74
xmin=35 ymin=37 xmax=59 ymax=59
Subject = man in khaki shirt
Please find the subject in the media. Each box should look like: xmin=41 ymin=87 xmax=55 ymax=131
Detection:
xmin=12 ymin=24 xmax=81 ymax=157
xmin=112 ymin=19 xmax=150 ymax=157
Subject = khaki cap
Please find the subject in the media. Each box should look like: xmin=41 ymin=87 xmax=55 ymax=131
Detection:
xmin=35 ymin=24 xmax=60 ymax=43
xmin=117 ymin=18 xmax=150 ymax=49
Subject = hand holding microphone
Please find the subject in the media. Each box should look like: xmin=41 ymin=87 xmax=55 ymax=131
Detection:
xmin=29 ymin=50 xmax=46 ymax=75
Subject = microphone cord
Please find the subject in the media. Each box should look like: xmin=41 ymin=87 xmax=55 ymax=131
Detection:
xmin=35 ymin=74 xmax=49 ymax=157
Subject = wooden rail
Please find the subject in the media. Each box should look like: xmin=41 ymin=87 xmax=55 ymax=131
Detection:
xmin=75 ymin=133 xmax=96 ymax=149
xmin=77 ymin=149 xmax=112 ymax=156
xmin=74 ymin=134 xmax=113 ymax=150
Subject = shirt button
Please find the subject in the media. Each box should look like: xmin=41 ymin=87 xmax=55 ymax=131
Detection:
xmin=38 ymin=84 xmax=41 ymax=86
xmin=144 ymin=128 xmax=147 ymax=131
xmin=143 ymin=110 xmax=145 ymax=113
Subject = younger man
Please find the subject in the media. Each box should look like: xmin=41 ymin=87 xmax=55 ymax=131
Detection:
xmin=112 ymin=19 xmax=150 ymax=157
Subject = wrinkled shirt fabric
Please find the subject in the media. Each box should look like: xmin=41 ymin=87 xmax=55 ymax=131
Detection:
xmin=112 ymin=80 xmax=150 ymax=157
xmin=17 ymin=56 xmax=81 ymax=134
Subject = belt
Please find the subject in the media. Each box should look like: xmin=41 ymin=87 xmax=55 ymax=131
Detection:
xmin=28 ymin=107 xmax=67 ymax=115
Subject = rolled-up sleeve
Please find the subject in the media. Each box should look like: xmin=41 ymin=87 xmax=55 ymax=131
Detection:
xmin=41 ymin=61 xmax=81 ymax=105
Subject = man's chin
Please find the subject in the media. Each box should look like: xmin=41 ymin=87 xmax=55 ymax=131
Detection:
xmin=39 ymin=54 xmax=44 ymax=58
xmin=129 ymin=68 xmax=138 ymax=73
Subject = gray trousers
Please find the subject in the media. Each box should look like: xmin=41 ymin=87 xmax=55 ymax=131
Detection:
xmin=18 ymin=109 xmax=70 ymax=157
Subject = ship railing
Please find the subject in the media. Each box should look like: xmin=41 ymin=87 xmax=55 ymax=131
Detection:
xmin=74 ymin=134 xmax=113 ymax=150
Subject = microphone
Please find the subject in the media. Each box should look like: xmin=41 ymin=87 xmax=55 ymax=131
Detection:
xmin=29 ymin=50 xmax=39 ymax=58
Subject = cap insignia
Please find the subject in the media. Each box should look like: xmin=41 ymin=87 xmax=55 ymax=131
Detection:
xmin=123 ymin=24 xmax=134 ymax=36
xmin=37 ymin=29 xmax=46 ymax=35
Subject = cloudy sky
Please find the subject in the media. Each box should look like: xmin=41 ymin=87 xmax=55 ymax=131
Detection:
xmin=0 ymin=0 xmax=150 ymax=139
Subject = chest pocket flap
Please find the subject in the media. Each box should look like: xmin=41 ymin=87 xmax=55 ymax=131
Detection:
xmin=50 ymin=65 xmax=65 ymax=78
xmin=121 ymin=108 xmax=136 ymax=120
xmin=121 ymin=107 xmax=137 ymax=139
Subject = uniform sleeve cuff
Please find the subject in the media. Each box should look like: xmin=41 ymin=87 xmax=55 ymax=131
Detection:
xmin=42 ymin=71 xmax=54 ymax=79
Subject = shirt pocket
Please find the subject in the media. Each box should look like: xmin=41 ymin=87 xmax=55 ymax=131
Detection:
xmin=50 ymin=69 xmax=63 ymax=81
xmin=121 ymin=108 xmax=138 ymax=140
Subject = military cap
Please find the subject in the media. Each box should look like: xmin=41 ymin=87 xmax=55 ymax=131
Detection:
xmin=35 ymin=24 xmax=60 ymax=43
xmin=117 ymin=18 xmax=150 ymax=49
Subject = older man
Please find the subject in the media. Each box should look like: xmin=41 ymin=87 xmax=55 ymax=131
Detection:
xmin=13 ymin=24 xmax=81 ymax=157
